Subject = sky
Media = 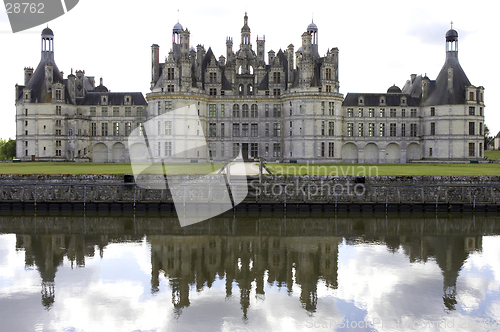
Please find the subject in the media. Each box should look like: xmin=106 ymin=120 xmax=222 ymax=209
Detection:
xmin=0 ymin=0 xmax=497 ymax=140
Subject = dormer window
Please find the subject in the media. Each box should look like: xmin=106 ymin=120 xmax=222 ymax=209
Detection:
xmin=380 ymin=97 xmax=385 ymax=105
xmin=401 ymin=97 xmax=406 ymax=105
xmin=124 ymin=95 xmax=132 ymax=105
xmin=358 ymin=97 xmax=364 ymax=106
xmin=55 ymin=89 xmax=62 ymax=100
xmin=101 ymin=95 xmax=108 ymax=106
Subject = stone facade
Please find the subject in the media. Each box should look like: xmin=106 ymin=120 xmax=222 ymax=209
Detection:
xmin=15 ymin=18 xmax=485 ymax=163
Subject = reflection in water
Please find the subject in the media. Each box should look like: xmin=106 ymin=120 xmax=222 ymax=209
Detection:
xmin=1 ymin=213 xmax=499 ymax=330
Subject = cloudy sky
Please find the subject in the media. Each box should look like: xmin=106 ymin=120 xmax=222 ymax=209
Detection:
xmin=0 ymin=0 xmax=497 ymax=141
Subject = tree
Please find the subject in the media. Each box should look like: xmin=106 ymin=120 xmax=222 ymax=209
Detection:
xmin=484 ymin=124 xmax=493 ymax=149
xmin=0 ymin=139 xmax=16 ymax=160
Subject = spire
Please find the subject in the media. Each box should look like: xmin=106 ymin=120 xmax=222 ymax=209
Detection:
xmin=445 ymin=22 xmax=458 ymax=57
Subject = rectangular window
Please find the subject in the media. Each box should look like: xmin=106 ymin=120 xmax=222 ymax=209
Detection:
xmin=369 ymin=108 xmax=374 ymax=118
xmin=321 ymin=101 xmax=325 ymax=115
xmin=167 ymin=67 xmax=175 ymax=80
xmin=165 ymin=101 xmax=173 ymax=112
xmin=265 ymin=123 xmax=270 ymax=137
xmin=220 ymin=104 xmax=225 ymax=117
xmin=358 ymin=108 xmax=363 ymax=117
xmin=250 ymin=143 xmax=258 ymax=158
xmin=469 ymin=122 xmax=475 ymax=135
xmin=232 ymin=123 xmax=240 ymax=137
xmin=273 ymin=72 xmax=281 ymax=84
xmin=136 ymin=107 xmax=143 ymax=116
xmin=101 ymin=107 xmax=108 ymax=117
xmin=221 ymin=143 xmax=225 ymax=158
xmin=165 ymin=142 xmax=172 ymax=157
xmin=251 ymin=123 xmax=258 ymax=137
xmin=390 ymin=109 xmax=396 ymax=117
xmin=220 ymin=123 xmax=225 ymax=137
xmin=390 ymin=123 xmax=396 ymax=136
xmin=157 ymin=102 xmax=162 ymax=115
xmin=480 ymin=122 xmax=483 ymax=136
xmin=125 ymin=107 xmax=131 ymax=117
xmin=347 ymin=123 xmax=354 ymax=137
xmin=113 ymin=107 xmax=120 ymax=116
xmin=233 ymin=143 xmax=239 ymax=158
xmin=273 ymin=143 xmax=281 ymax=157
xmin=410 ymin=109 xmax=417 ymax=117
xmin=328 ymin=121 xmax=334 ymax=136
xmin=379 ymin=123 xmax=385 ymax=136
xmin=101 ymin=123 xmax=108 ymax=136
xmin=379 ymin=108 xmax=385 ymax=117
xmin=429 ymin=148 xmax=433 ymax=157
xmin=209 ymin=88 xmax=217 ymax=96
xmin=358 ymin=123 xmax=364 ymax=137
xmin=113 ymin=122 xmax=119 ymax=136
xmin=402 ymin=109 xmax=406 ymax=117
xmin=273 ymin=123 xmax=281 ymax=137
xmin=125 ymin=122 xmax=132 ymax=136
xmin=469 ymin=142 xmax=475 ymax=157
xmin=321 ymin=121 xmax=325 ymax=136
xmin=209 ymin=123 xmax=217 ymax=137
xmin=469 ymin=91 xmax=474 ymax=101
xmin=242 ymin=105 xmax=249 ymax=118
xmin=91 ymin=123 xmax=97 ymax=136
xmin=368 ymin=123 xmax=375 ymax=137
xmin=165 ymin=121 xmax=172 ymax=136
xmin=469 ymin=107 xmax=475 ymax=116
xmin=430 ymin=122 xmax=436 ymax=135
xmin=90 ymin=107 xmax=96 ymax=116
xmin=208 ymin=142 xmax=216 ymax=158
xmin=329 ymin=102 xmax=335 ymax=115
xmin=233 ymin=105 xmax=240 ymax=118
xmin=251 ymin=105 xmax=258 ymax=117
xmin=242 ymin=123 xmax=249 ymax=137
xmin=479 ymin=143 xmax=483 ymax=157
xmin=273 ymin=89 xmax=281 ymax=96
xmin=55 ymin=89 xmax=62 ymax=100
xmin=273 ymin=104 xmax=281 ymax=117
xmin=328 ymin=142 xmax=334 ymax=157
xmin=347 ymin=108 xmax=353 ymax=117
xmin=321 ymin=142 xmax=325 ymax=157
xmin=401 ymin=123 xmax=406 ymax=137
xmin=410 ymin=123 xmax=417 ymax=137
xmin=430 ymin=107 xmax=435 ymax=116
xmin=265 ymin=104 xmax=270 ymax=117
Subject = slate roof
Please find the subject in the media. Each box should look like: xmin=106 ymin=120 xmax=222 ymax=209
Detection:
xmin=76 ymin=92 xmax=147 ymax=106
xmin=342 ymin=93 xmax=421 ymax=107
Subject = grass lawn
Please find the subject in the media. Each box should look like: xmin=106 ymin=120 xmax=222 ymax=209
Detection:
xmin=485 ymin=150 xmax=500 ymax=160
xmin=0 ymin=161 xmax=498 ymax=176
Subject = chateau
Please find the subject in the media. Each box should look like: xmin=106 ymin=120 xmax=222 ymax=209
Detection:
xmin=15 ymin=15 xmax=485 ymax=163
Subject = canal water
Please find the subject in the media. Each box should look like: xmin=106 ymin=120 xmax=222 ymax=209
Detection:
xmin=0 ymin=212 xmax=499 ymax=332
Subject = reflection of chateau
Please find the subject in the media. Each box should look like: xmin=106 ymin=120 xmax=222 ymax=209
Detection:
xmin=149 ymin=235 xmax=341 ymax=318
xmin=6 ymin=215 xmax=492 ymax=315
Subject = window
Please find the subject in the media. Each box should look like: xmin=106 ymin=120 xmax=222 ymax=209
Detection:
xmin=358 ymin=108 xmax=363 ymax=117
xmin=125 ymin=122 xmax=132 ymax=136
xmin=265 ymin=123 xmax=270 ymax=137
xmin=379 ymin=123 xmax=385 ymax=136
xmin=401 ymin=123 xmax=406 ymax=137
xmin=250 ymin=143 xmax=258 ymax=158
xmin=379 ymin=108 xmax=385 ymax=117
xmin=157 ymin=142 xmax=161 ymax=157
xmin=480 ymin=107 xmax=483 ymax=116
xmin=221 ymin=143 xmax=225 ymax=157
xmin=233 ymin=104 xmax=240 ymax=118
xmin=113 ymin=123 xmax=119 ymax=136
xmin=390 ymin=123 xmax=396 ymax=136
xmin=209 ymin=104 xmax=217 ymax=117
xmin=273 ymin=72 xmax=281 ymax=84
xmin=265 ymin=143 xmax=269 ymax=157
xmin=125 ymin=107 xmax=131 ymax=117
xmin=265 ymin=104 xmax=270 ymax=117
xmin=329 ymin=102 xmax=334 ymax=115
xmin=251 ymin=104 xmax=258 ymax=117
xmin=369 ymin=108 xmax=374 ymax=118
xmin=347 ymin=123 xmax=354 ymax=137
xmin=321 ymin=102 xmax=325 ymax=115
xmin=430 ymin=107 xmax=435 ymax=116
xmin=55 ymin=89 xmax=62 ymax=100
xmin=165 ymin=101 xmax=173 ymax=112
xmin=401 ymin=109 xmax=406 ymax=117
xmin=410 ymin=109 xmax=417 ymax=117
xmin=347 ymin=108 xmax=353 ymax=117
xmin=101 ymin=123 xmax=108 ymax=136
xmin=232 ymin=123 xmax=240 ymax=137
xmin=242 ymin=123 xmax=249 ymax=137
xmin=56 ymin=106 xmax=62 ymax=115
xmin=325 ymin=68 xmax=332 ymax=80
xmin=165 ymin=142 xmax=172 ymax=157
xmin=368 ymin=123 xmax=375 ymax=137
xmin=469 ymin=107 xmax=475 ymax=116
xmin=209 ymin=123 xmax=216 ymax=137
xmin=55 ymin=129 xmax=61 ymax=135
xmin=273 ymin=123 xmax=281 ymax=137
xmin=273 ymin=143 xmax=281 ymax=157
xmin=321 ymin=121 xmax=325 ymax=136
xmin=157 ymin=102 xmax=162 ymax=115
xmin=233 ymin=143 xmax=240 ymax=158
xmin=25 ymin=109 xmax=28 ymax=116
xmin=390 ymin=109 xmax=396 ymax=117
xmin=242 ymin=104 xmax=249 ymax=117
xmin=137 ymin=122 xmax=143 ymax=136
xmin=469 ymin=122 xmax=475 ymax=135
xmin=209 ymin=72 xmax=216 ymax=83
xmin=208 ymin=142 xmax=216 ymax=158
xmin=469 ymin=91 xmax=474 ymax=101
xmin=251 ymin=123 xmax=258 ymax=137
xmin=221 ymin=104 xmax=225 ymax=117
xmin=430 ymin=122 xmax=436 ymax=135
xmin=429 ymin=148 xmax=433 ymax=157
xmin=209 ymin=88 xmax=217 ymax=96
xmin=167 ymin=67 xmax=175 ymax=80
xmin=165 ymin=121 xmax=172 ymax=136
xmin=136 ymin=107 xmax=143 ymax=116
xmin=56 ymin=150 xmax=61 ymax=156
xmin=321 ymin=142 xmax=325 ymax=157
xmin=102 ymin=107 xmax=108 ymax=117
xmin=328 ymin=142 xmax=334 ymax=157
xmin=358 ymin=123 xmax=364 ymax=137
xmin=55 ymin=119 xmax=61 ymax=127
xmin=480 ymin=123 xmax=483 ymax=136
xmin=469 ymin=142 xmax=475 ymax=157
xmin=220 ymin=123 xmax=225 ymax=137
xmin=479 ymin=143 xmax=483 ymax=157
xmin=167 ymin=85 xmax=174 ymax=92
xmin=157 ymin=121 xmax=161 ymax=135
xmin=55 ymin=140 xmax=61 ymax=147
xmin=113 ymin=107 xmax=120 ymax=116
xmin=410 ymin=123 xmax=417 ymax=137
xmin=273 ymin=104 xmax=281 ymax=117
xmin=328 ymin=121 xmax=334 ymax=136
xmin=91 ymin=123 xmax=97 ymax=136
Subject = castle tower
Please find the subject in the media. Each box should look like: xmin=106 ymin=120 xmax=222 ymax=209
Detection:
xmin=240 ymin=12 xmax=251 ymax=50
xmin=256 ymin=35 xmax=265 ymax=65
xmin=446 ymin=22 xmax=458 ymax=58
xmin=172 ymin=21 xmax=183 ymax=58
xmin=307 ymin=20 xmax=319 ymax=59
xmin=41 ymin=27 xmax=54 ymax=62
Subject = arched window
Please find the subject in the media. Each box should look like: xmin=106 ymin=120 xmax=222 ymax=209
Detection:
xmin=247 ymin=84 xmax=253 ymax=95
xmin=238 ymin=66 xmax=242 ymax=75
xmin=238 ymin=84 xmax=244 ymax=95
xmin=249 ymin=65 xmax=253 ymax=75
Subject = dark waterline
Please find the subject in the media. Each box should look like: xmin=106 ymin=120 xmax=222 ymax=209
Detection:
xmin=0 ymin=212 xmax=499 ymax=331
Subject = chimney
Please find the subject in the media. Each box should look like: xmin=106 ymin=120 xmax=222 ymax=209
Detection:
xmin=151 ymin=44 xmax=160 ymax=86
xmin=411 ymin=74 xmax=417 ymax=84
xmin=422 ymin=75 xmax=430 ymax=100
xmin=24 ymin=67 xmax=33 ymax=85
